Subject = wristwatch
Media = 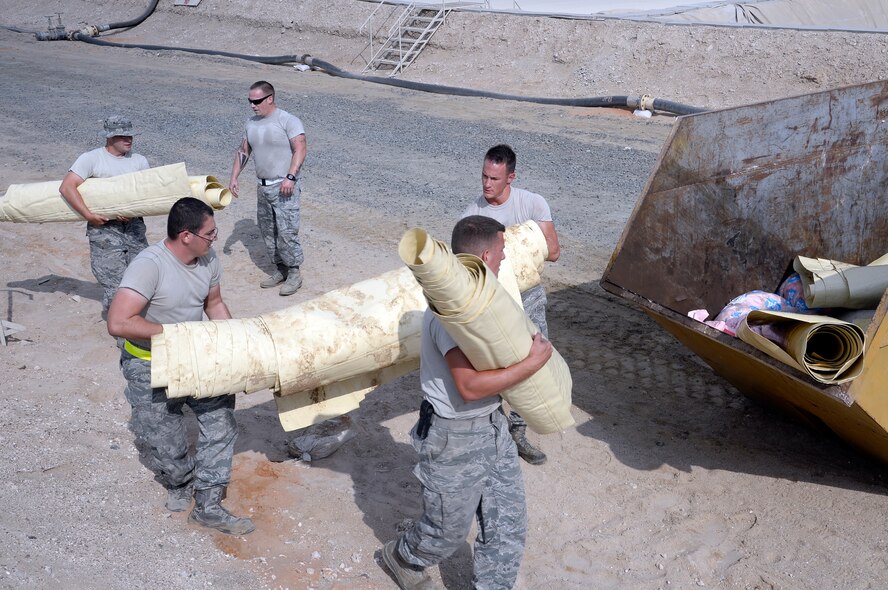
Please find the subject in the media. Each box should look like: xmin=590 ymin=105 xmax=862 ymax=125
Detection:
xmin=285 ymin=173 xmax=297 ymax=182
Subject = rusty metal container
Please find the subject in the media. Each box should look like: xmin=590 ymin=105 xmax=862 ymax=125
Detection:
xmin=600 ymin=79 xmax=888 ymax=463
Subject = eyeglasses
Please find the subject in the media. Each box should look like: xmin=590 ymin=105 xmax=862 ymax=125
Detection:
xmin=184 ymin=227 xmax=218 ymax=243
xmin=248 ymin=94 xmax=272 ymax=105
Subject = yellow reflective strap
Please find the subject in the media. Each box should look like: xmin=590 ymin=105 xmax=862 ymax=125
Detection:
xmin=124 ymin=339 xmax=151 ymax=361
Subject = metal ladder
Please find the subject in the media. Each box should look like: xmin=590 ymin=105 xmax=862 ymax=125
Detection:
xmin=359 ymin=2 xmax=485 ymax=77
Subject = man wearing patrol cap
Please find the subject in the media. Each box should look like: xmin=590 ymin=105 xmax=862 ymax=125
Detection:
xmin=59 ymin=115 xmax=151 ymax=318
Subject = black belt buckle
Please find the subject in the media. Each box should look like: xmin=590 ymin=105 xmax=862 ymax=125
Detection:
xmin=417 ymin=399 xmax=434 ymax=440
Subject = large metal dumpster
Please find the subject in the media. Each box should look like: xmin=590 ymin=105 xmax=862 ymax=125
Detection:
xmin=600 ymin=79 xmax=888 ymax=463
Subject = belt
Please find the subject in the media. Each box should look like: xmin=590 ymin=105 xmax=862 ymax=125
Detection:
xmin=124 ymin=339 xmax=151 ymax=360
xmin=258 ymin=177 xmax=284 ymax=186
xmin=433 ymin=409 xmax=499 ymax=429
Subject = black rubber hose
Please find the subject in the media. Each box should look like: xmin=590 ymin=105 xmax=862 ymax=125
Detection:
xmin=74 ymin=36 xmax=707 ymax=115
xmin=107 ymin=0 xmax=160 ymax=30
xmin=650 ymin=98 xmax=707 ymax=115
xmin=76 ymin=35 xmax=310 ymax=64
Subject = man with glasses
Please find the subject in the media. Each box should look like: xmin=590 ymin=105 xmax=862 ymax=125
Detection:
xmin=229 ymin=80 xmax=307 ymax=296
xmin=107 ymin=197 xmax=255 ymax=536
xmin=59 ymin=115 xmax=151 ymax=319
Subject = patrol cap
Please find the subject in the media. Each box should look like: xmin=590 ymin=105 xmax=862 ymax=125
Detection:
xmin=103 ymin=115 xmax=140 ymax=138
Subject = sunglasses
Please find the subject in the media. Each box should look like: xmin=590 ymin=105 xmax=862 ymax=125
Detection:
xmin=248 ymin=94 xmax=272 ymax=105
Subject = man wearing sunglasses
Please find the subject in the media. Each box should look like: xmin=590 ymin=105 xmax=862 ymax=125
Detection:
xmin=59 ymin=115 xmax=151 ymax=319
xmin=229 ymin=80 xmax=308 ymax=296
xmin=107 ymin=197 xmax=255 ymax=536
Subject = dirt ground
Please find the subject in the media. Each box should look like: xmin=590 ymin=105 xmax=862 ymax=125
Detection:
xmin=1 ymin=2 xmax=888 ymax=589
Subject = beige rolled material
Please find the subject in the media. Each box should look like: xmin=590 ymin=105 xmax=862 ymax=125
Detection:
xmin=263 ymin=268 xmax=427 ymax=397
xmin=151 ymin=318 xmax=278 ymax=396
xmin=275 ymin=358 xmax=420 ymax=431
xmin=793 ymin=254 xmax=888 ymax=309
xmin=398 ymin=227 xmax=574 ymax=434
xmin=188 ymin=175 xmax=233 ymax=209
xmin=497 ymin=256 xmax=523 ymax=306
xmin=503 ymin=218 xmax=547 ymax=291
xmin=737 ymin=310 xmax=866 ymax=384
xmin=150 ymin=221 xmax=549 ymax=431
xmin=152 ymin=266 xmax=427 ymax=398
xmin=0 ymin=163 xmax=229 ymax=223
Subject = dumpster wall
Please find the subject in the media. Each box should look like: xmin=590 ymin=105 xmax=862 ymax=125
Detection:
xmin=601 ymin=79 xmax=888 ymax=463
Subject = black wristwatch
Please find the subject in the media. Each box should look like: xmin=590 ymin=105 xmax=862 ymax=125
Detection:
xmin=285 ymin=173 xmax=297 ymax=182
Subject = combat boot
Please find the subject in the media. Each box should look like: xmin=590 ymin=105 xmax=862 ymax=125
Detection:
xmin=260 ymin=270 xmax=286 ymax=288
xmin=279 ymin=268 xmax=303 ymax=296
xmin=165 ymin=481 xmax=194 ymax=512
xmin=509 ymin=422 xmax=547 ymax=465
xmin=188 ymin=486 xmax=255 ymax=535
xmin=381 ymin=540 xmax=438 ymax=590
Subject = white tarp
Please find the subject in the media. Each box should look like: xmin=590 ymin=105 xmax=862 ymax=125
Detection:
xmin=469 ymin=0 xmax=888 ymax=30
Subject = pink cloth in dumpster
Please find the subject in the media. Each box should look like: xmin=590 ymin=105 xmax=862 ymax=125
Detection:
xmin=689 ymin=290 xmax=795 ymax=340
xmin=715 ymin=291 xmax=795 ymax=340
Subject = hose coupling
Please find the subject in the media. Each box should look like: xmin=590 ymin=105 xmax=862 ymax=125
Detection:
xmin=74 ymin=24 xmax=102 ymax=39
xmin=640 ymin=94 xmax=656 ymax=111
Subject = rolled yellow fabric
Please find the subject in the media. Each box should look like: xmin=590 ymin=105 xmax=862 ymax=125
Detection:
xmin=149 ymin=221 xmax=551 ymax=432
xmin=188 ymin=175 xmax=232 ymax=209
xmin=399 ymin=227 xmax=574 ymax=434
xmin=793 ymin=254 xmax=888 ymax=310
xmin=0 ymin=163 xmax=229 ymax=223
xmin=737 ymin=309 xmax=866 ymax=384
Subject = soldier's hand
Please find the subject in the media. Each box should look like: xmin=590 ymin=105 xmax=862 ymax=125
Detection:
xmin=86 ymin=212 xmax=110 ymax=226
xmin=280 ymin=178 xmax=294 ymax=197
xmin=526 ymin=332 xmax=553 ymax=370
xmin=229 ymin=178 xmax=239 ymax=198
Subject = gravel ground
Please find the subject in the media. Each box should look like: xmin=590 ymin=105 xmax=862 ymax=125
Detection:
xmin=2 ymin=2 xmax=888 ymax=590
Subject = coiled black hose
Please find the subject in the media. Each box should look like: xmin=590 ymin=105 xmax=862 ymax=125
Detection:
xmin=74 ymin=35 xmax=707 ymax=115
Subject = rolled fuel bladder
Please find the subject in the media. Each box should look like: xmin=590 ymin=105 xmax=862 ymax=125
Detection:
xmin=0 ymin=163 xmax=230 ymax=223
xmin=737 ymin=309 xmax=866 ymax=384
xmin=187 ymin=175 xmax=233 ymax=209
xmin=398 ymin=227 xmax=574 ymax=434
xmin=794 ymin=254 xmax=888 ymax=310
xmin=150 ymin=221 xmax=550 ymax=432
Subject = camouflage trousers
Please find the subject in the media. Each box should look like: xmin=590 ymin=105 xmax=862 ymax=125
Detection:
xmin=256 ymin=180 xmax=304 ymax=272
xmin=508 ymin=284 xmax=550 ymax=430
xmin=397 ymin=407 xmax=527 ymax=590
xmin=521 ymin=284 xmax=548 ymax=340
xmin=119 ymin=350 xmax=238 ymax=491
xmin=86 ymin=219 xmax=148 ymax=314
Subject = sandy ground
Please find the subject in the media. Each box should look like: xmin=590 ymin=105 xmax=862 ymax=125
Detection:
xmin=1 ymin=2 xmax=888 ymax=589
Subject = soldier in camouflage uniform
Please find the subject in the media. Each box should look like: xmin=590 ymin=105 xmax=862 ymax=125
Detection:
xmin=382 ymin=216 xmax=553 ymax=590
xmin=107 ymin=197 xmax=254 ymax=536
xmin=229 ymin=80 xmax=307 ymax=296
xmin=460 ymin=144 xmax=562 ymax=466
xmin=59 ymin=116 xmax=151 ymax=318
